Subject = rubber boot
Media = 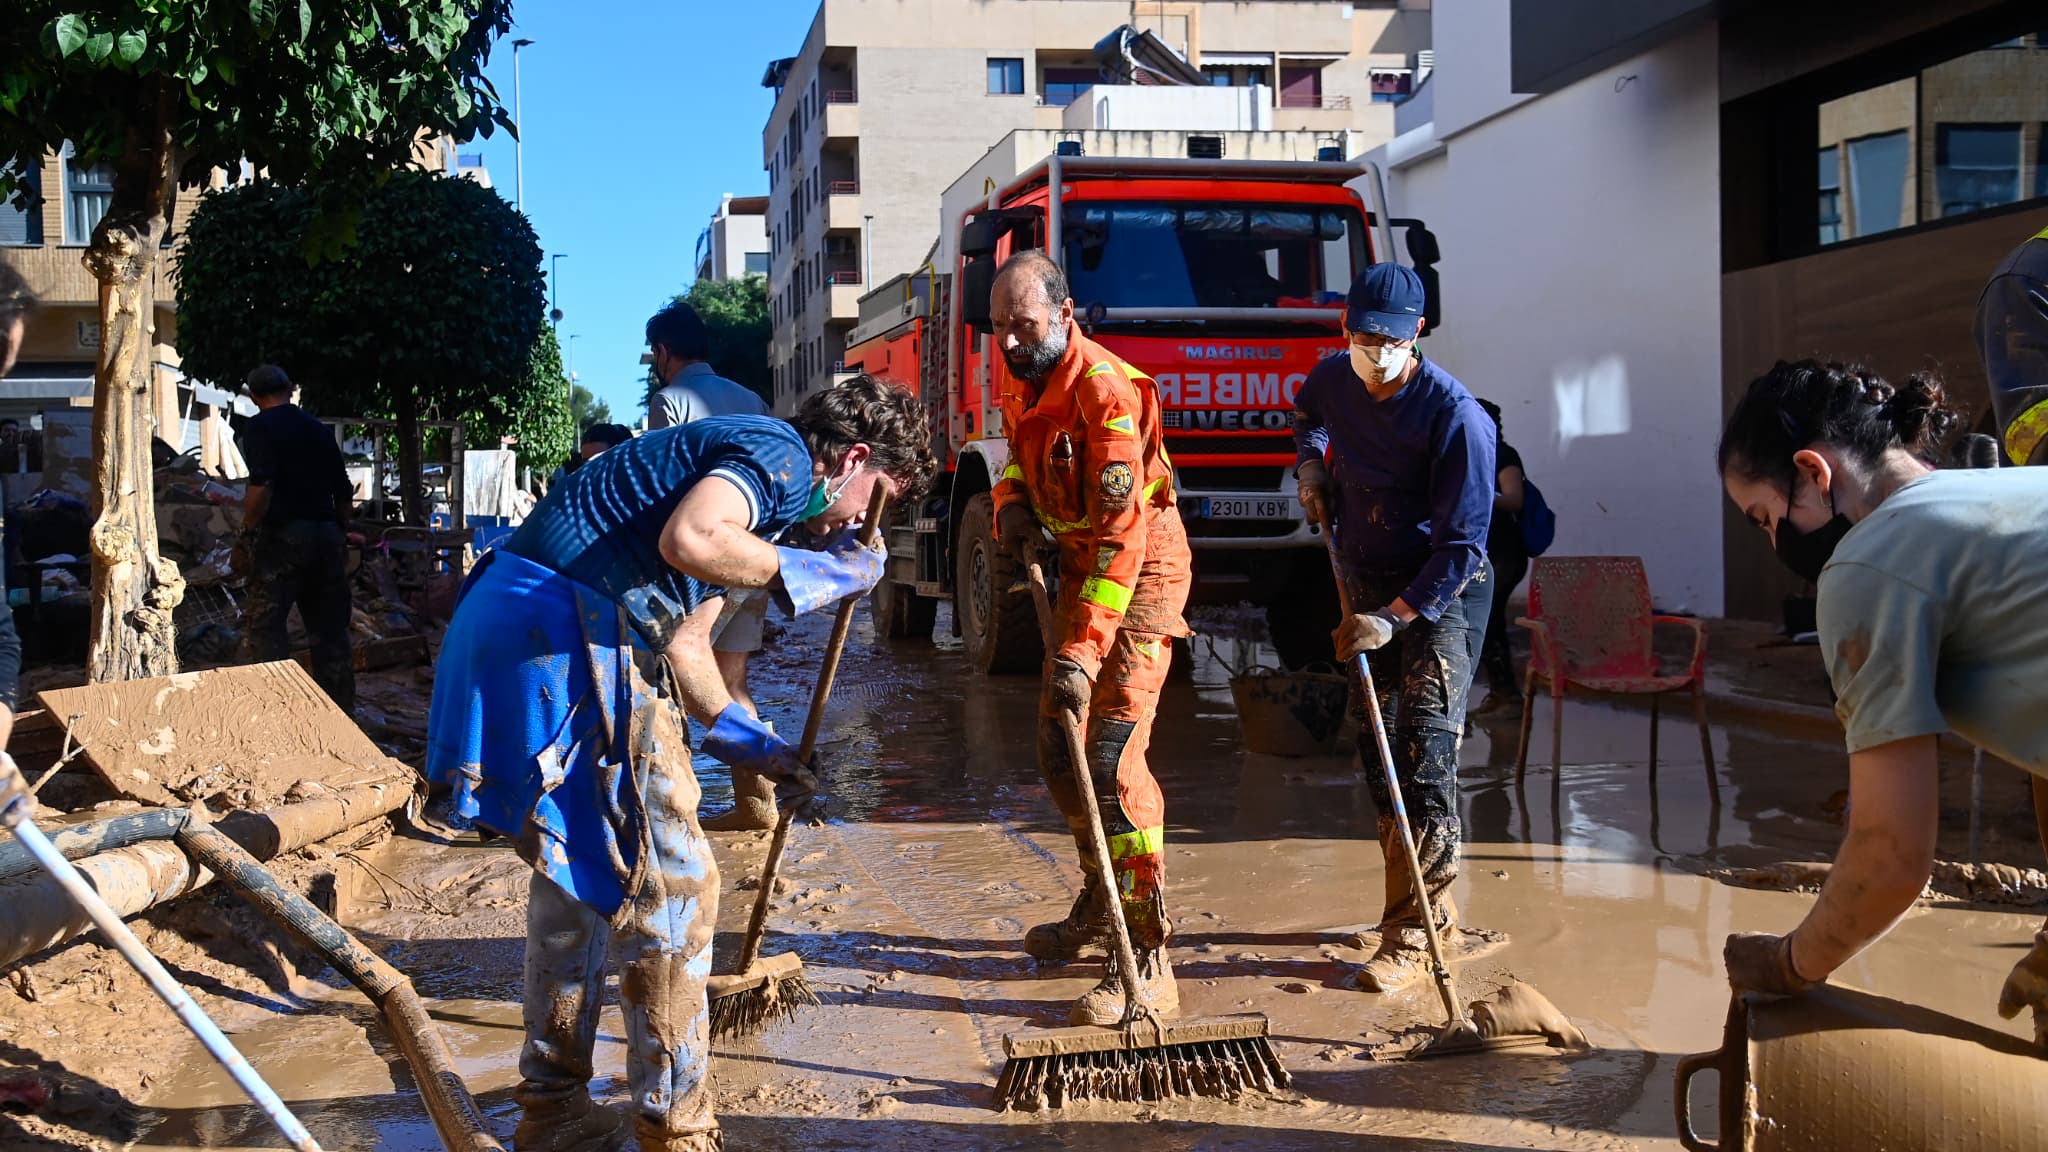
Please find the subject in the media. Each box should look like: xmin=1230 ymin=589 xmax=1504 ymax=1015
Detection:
xmin=1022 ymin=862 xmax=1111 ymax=962
xmin=633 ymin=1117 xmax=723 ymax=1152
xmin=1070 ymin=943 xmax=1180 ymax=1026
xmin=1350 ymin=926 xmax=1437 ymax=993
xmin=701 ymin=762 xmax=777 ymax=832
xmin=513 ymin=1092 xmax=626 ymax=1152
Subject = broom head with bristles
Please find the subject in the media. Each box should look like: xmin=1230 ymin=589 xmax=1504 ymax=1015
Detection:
xmin=707 ymin=952 xmax=817 ymax=1041
xmin=995 ymin=1012 xmax=1288 ymax=1112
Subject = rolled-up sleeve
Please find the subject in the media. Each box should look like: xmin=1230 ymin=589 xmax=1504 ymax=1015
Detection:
xmin=1817 ymin=562 xmax=1948 ymax=754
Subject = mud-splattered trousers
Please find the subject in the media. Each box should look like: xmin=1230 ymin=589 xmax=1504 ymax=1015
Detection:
xmin=426 ymin=550 xmax=719 ymax=1145
xmin=991 ymin=328 xmax=1191 ymax=952
xmin=1035 ymin=510 xmax=1192 ymax=951
xmin=1343 ymin=560 xmax=1492 ymax=931
xmin=241 ymin=518 xmax=355 ymax=712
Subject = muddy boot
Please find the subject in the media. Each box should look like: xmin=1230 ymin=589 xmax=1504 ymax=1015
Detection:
xmin=633 ymin=1118 xmax=723 ymax=1152
xmin=1348 ymin=926 xmax=1437 ymax=994
xmin=1023 ymin=870 xmax=1111 ymax=962
xmin=513 ymin=1092 xmax=627 ymax=1152
xmin=1070 ymin=945 xmax=1180 ymax=1026
xmin=700 ymin=761 xmax=777 ymax=832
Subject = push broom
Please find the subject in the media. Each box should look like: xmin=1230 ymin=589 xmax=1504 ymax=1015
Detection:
xmin=707 ymin=484 xmax=890 ymax=1040
xmin=996 ymin=561 xmax=1289 ymax=1111
xmin=1320 ymin=521 xmax=1581 ymax=1060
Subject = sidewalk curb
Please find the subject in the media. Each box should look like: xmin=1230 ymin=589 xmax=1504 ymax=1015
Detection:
xmin=1704 ymin=690 xmax=1841 ymax=743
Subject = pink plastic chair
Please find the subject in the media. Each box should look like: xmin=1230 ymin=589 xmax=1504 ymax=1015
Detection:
xmin=1514 ymin=556 xmax=1712 ymax=777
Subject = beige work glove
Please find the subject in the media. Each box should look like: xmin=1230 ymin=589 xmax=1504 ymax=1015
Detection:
xmin=995 ymin=500 xmax=1050 ymax=568
xmin=1724 ymin=931 xmax=1819 ymax=996
xmin=1996 ymin=926 xmax=2048 ymax=1048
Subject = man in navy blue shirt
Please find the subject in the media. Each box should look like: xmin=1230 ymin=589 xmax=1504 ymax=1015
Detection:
xmin=429 ymin=376 xmax=934 ymax=1152
xmin=1294 ymin=263 xmax=1497 ymax=994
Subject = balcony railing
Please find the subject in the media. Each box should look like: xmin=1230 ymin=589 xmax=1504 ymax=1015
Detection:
xmin=825 ymin=89 xmax=857 ymax=104
xmin=828 ymin=179 xmax=860 ymax=195
xmin=825 ymin=270 xmax=862 ymax=285
xmin=1278 ymin=93 xmax=1353 ymax=111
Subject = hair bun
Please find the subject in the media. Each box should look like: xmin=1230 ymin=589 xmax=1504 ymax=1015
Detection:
xmin=1888 ymin=372 xmax=1960 ymax=453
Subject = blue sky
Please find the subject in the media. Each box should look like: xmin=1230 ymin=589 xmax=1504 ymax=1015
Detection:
xmin=467 ymin=1 xmax=818 ymax=420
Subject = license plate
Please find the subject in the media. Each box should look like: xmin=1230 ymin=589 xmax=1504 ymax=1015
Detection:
xmin=1198 ymin=497 xmax=1298 ymax=520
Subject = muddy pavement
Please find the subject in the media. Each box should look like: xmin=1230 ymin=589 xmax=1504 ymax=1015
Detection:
xmin=137 ymin=608 xmax=2045 ymax=1151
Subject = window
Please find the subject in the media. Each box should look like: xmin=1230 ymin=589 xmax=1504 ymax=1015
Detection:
xmin=1278 ymin=64 xmax=1323 ymax=109
xmin=63 ymin=150 xmax=114 ymax=245
xmin=1042 ymin=68 xmax=1095 ymax=108
xmin=1935 ymin=123 xmax=2021 ymax=217
xmin=744 ymin=252 xmax=769 ymax=275
xmin=1817 ymin=146 xmax=1842 ymax=244
xmin=1061 ymin=202 xmax=1367 ymax=310
xmin=987 ymin=58 xmax=1024 ymax=96
xmin=1846 ymin=131 xmax=1910 ymax=239
xmin=0 ymin=163 xmax=40 ymax=247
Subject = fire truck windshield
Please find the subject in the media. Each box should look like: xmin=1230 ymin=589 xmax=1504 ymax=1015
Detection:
xmin=1062 ymin=201 xmax=1367 ymax=311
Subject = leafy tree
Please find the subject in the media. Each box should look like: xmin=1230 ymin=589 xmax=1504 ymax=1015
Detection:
xmin=681 ymin=274 xmax=770 ymax=404
xmin=570 ymin=382 xmax=611 ymax=430
xmin=468 ymin=325 xmax=574 ymax=479
xmin=0 ymin=0 xmax=515 ymax=682
xmin=176 ymin=172 xmax=545 ymax=524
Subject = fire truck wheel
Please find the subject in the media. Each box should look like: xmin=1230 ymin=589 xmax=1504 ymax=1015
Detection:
xmin=874 ymin=571 xmax=937 ymax=641
xmin=956 ymin=493 xmax=1044 ymax=674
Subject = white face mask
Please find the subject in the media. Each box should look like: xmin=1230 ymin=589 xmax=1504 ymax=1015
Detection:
xmin=1349 ymin=342 xmax=1413 ymax=386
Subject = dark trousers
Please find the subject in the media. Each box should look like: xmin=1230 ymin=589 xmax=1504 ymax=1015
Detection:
xmin=242 ymin=519 xmax=355 ymax=712
xmin=1343 ymin=561 xmax=1491 ymax=930
xmin=1480 ymin=546 xmax=1529 ymax=695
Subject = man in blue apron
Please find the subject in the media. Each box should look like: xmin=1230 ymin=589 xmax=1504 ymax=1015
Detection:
xmin=427 ymin=375 xmax=934 ymax=1152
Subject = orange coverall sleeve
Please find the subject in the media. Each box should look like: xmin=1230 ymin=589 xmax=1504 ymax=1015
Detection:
xmin=991 ymin=388 xmax=1032 ymax=518
xmin=1058 ymin=364 xmax=1148 ymax=676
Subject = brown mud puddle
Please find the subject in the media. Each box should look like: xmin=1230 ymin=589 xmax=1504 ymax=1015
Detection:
xmin=123 ymin=610 xmax=2043 ymax=1150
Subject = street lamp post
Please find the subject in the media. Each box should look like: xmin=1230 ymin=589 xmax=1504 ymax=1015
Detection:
xmin=549 ymin=252 xmax=567 ymax=326
xmin=512 ymin=38 xmax=535 ymax=213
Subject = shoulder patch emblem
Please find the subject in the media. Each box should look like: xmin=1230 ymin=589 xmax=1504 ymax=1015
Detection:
xmin=1102 ymin=414 xmax=1136 ymax=436
xmin=1099 ymin=462 xmax=1135 ymax=499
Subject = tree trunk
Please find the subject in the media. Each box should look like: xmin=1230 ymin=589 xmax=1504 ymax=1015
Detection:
xmin=396 ymin=398 xmax=426 ymax=525
xmin=84 ymin=99 xmax=184 ymax=684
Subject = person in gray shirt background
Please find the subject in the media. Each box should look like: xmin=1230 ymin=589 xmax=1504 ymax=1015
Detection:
xmin=641 ymin=298 xmax=780 ymax=830
xmin=645 ymin=299 xmax=769 ymax=428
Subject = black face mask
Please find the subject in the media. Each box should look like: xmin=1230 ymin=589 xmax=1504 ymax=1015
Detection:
xmin=1773 ymin=478 xmax=1852 ymax=584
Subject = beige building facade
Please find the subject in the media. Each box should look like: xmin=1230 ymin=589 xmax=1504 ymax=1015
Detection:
xmin=695 ymin=194 xmax=771 ymax=283
xmin=761 ymin=0 xmax=1430 ymax=411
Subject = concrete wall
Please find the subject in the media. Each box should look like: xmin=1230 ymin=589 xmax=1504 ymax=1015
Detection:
xmin=1379 ymin=19 xmax=1726 ymax=615
xmin=1063 ymin=84 xmax=1270 ymax=131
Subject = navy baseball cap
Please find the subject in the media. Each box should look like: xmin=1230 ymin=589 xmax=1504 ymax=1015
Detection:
xmin=1344 ymin=263 xmax=1425 ymax=340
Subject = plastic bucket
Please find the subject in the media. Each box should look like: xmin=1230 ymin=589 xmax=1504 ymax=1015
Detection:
xmin=1229 ymin=667 xmax=1349 ymax=757
xmin=1676 ymin=985 xmax=2048 ymax=1151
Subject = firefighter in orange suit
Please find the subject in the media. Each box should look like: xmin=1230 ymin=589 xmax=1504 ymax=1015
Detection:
xmin=987 ymin=250 xmax=1193 ymax=1025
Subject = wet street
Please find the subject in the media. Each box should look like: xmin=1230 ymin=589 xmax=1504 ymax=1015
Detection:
xmin=134 ymin=606 xmax=2047 ymax=1151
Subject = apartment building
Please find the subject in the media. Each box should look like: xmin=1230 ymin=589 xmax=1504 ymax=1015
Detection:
xmin=694 ymin=194 xmax=771 ymax=282
xmin=760 ymin=0 xmax=1432 ymax=412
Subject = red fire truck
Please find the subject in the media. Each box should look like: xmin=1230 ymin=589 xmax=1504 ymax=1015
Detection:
xmin=847 ymin=149 xmax=1438 ymax=672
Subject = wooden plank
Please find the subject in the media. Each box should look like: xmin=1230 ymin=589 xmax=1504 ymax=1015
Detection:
xmin=37 ymin=660 xmax=408 ymax=808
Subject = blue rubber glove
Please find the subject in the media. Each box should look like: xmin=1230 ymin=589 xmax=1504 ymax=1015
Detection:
xmin=701 ymin=702 xmax=821 ymax=817
xmin=773 ymin=539 xmax=885 ymax=617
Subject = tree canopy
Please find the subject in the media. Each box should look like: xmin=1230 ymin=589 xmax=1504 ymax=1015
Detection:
xmin=683 ymin=274 xmax=770 ymax=405
xmin=2 ymin=2 xmax=515 ymax=217
xmin=176 ymin=171 xmax=546 ymax=519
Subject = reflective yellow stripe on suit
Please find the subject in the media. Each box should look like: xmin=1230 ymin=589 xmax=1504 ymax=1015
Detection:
xmin=1079 ymin=575 xmax=1133 ymax=613
xmin=1109 ymin=826 xmax=1163 ymax=860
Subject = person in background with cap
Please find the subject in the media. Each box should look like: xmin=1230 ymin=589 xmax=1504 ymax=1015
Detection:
xmin=234 ymin=364 xmax=357 ymax=712
xmin=1294 ymin=262 xmax=1498 ymax=993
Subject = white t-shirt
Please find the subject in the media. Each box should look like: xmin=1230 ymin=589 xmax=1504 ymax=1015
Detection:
xmin=1816 ymin=468 xmax=2048 ymax=773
